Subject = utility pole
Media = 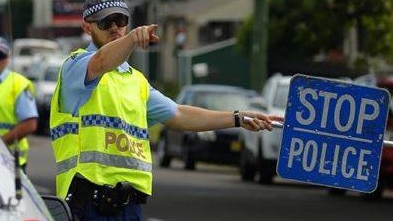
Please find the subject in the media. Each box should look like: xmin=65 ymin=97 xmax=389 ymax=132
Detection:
xmin=251 ymin=0 xmax=269 ymax=92
xmin=0 ymin=0 xmax=8 ymax=36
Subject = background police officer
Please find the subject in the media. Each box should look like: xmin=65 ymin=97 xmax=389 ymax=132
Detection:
xmin=0 ymin=36 xmax=38 ymax=173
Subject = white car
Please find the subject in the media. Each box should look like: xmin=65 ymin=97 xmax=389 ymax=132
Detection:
xmin=27 ymin=54 xmax=67 ymax=135
xmin=11 ymin=38 xmax=62 ymax=75
xmin=0 ymin=139 xmax=72 ymax=220
xmin=238 ymin=74 xmax=290 ymax=184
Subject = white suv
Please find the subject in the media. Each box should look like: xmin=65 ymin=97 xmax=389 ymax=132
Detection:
xmin=11 ymin=38 xmax=61 ymax=74
xmin=238 ymin=74 xmax=290 ymax=184
xmin=26 ymin=54 xmax=67 ymax=135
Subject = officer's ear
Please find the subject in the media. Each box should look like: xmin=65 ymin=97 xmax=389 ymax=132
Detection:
xmin=82 ymin=21 xmax=92 ymax=35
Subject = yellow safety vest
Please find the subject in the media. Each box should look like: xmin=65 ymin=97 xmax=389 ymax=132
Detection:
xmin=0 ymin=71 xmax=35 ymax=166
xmin=50 ymin=49 xmax=152 ymax=198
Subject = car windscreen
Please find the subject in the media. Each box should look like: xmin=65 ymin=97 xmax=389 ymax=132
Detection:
xmin=193 ymin=91 xmax=249 ymax=110
xmin=272 ymin=83 xmax=289 ymax=109
xmin=19 ymin=46 xmax=57 ymax=56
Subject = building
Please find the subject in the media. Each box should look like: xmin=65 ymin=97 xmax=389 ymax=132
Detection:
xmin=29 ymin=0 xmax=253 ymax=85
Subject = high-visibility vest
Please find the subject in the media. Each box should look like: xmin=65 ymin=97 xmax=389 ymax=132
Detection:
xmin=0 ymin=71 xmax=35 ymax=166
xmin=50 ymin=49 xmax=152 ymax=198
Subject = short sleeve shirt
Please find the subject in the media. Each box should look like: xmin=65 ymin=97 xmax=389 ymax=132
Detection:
xmin=60 ymin=43 xmax=177 ymax=127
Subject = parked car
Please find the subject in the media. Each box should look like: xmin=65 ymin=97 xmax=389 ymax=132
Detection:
xmin=0 ymin=139 xmax=72 ymax=220
xmin=11 ymin=38 xmax=62 ymax=74
xmin=238 ymin=73 xmax=290 ymax=184
xmin=156 ymin=84 xmax=254 ymax=170
xmin=55 ymin=36 xmax=89 ymax=54
xmin=239 ymin=74 xmax=356 ymax=185
xmin=26 ymin=54 xmax=66 ymax=135
xmin=327 ymin=74 xmax=393 ymax=199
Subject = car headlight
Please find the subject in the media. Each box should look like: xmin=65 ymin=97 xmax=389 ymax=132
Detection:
xmin=197 ymin=131 xmax=216 ymax=142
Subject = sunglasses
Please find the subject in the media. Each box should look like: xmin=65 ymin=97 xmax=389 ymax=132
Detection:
xmin=94 ymin=14 xmax=129 ymax=30
xmin=0 ymin=53 xmax=8 ymax=60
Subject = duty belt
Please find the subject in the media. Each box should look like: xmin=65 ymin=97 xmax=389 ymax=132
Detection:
xmin=66 ymin=176 xmax=148 ymax=215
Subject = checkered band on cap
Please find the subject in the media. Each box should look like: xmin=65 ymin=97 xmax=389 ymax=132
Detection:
xmin=83 ymin=0 xmax=128 ymax=19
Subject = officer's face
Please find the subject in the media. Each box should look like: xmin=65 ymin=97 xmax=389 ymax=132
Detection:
xmin=0 ymin=56 xmax=9 ymax=72
xmin=85 ymin=13 xmax=129 ymax=48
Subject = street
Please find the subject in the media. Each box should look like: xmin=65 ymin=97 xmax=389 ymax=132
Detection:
xmin=27 ymin=135 xmax=393 ymax=221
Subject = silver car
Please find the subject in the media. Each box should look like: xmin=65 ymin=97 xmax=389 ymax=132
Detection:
xmin=27 ymin=54 xmax=67 ymax=135
xmin=156 ymin=84 xmax=254 ymax=170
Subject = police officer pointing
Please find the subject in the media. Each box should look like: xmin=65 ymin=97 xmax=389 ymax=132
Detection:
xmin=50 ymin=0 xmax=283 ymax=220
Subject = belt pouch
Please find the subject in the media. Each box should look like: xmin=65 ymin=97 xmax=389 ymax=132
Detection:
xmin=93 ymin=182 xmax=130 ymax=216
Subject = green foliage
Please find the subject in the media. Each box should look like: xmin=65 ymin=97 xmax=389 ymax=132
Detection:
xmin=235 ymin=16 xmax=253 ymax=58
xmin=236 ymin=0 xmax=393 ymax=61
xmin=268 ymin=0 xmax=346 ymax=59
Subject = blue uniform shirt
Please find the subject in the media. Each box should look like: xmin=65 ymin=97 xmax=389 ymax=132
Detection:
xmin=60 ymin=43 xmax=177 ymax=127
xmin=0 ymin=68 xmax=39 ymax=121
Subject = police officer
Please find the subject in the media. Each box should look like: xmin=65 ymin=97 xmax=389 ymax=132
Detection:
xmin=0 ymin=37 xmax=38 ymax=173
xmin=50 ymin=0 xmax=284 ymax=220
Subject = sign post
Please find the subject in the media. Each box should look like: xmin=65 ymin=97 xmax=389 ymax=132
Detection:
xmin=277 ymin=74 xmax=390 ymax=193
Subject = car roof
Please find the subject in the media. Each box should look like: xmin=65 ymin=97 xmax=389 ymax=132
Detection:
xmin=13 ymin=38 xmax=60 ymax=47
xmin=31 ymin=53 xmax=67 ymax=64
xmin=181 ymin=84 xmax=247 ymax=92
xmin=267 ymin=74 xmax=292 ymax=85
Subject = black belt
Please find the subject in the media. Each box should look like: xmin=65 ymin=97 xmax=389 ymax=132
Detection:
xmin=67 ymin=176 xmax=148 ymax=212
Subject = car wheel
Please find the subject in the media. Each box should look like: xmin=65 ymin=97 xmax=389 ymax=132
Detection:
xmin=183 ymin=144 xmax=196 ymax=170
xmin=258 ymin=158 xmax=275 ymax=184
xmin=257 ymin=142 xmax=275 ymax=185
xmin=327 ymin=188 xmax=346 ymax=196
xmin=239 ymin=146 xmax=256 ymax=181
xmin=156 ymin=136 xmax=171 ymax=168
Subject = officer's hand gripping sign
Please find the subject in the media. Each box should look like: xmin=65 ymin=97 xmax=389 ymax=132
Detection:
xmin=277 ymin=74 xmax=390 ymax=193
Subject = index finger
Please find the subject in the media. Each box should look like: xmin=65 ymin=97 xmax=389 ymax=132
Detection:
xmin=148 ymin=24 xmax=159 ymax=42
xmin=148 ymin=24 xmax=158 ymax=34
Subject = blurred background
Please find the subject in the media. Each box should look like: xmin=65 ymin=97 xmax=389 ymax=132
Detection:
xmin=3 ymin=0 xmax=393 ymax=95
xmin=2 ymin=1 xmax=393 ymax=220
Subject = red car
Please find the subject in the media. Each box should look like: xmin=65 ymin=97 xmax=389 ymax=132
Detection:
xmin=328 ymin=75 xmax=393 ymax=199
xmin=374 ymin=76 xmax=393 ymax=198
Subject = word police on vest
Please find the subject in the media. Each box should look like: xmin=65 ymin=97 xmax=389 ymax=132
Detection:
xmin=105 ymin=132 xmax=146 ymax=159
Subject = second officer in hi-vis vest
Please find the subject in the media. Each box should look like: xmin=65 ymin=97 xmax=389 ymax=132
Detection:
xmin=0 ymin=36 xmax=38 ymax=173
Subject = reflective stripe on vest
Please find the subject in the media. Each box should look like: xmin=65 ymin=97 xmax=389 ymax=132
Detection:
xmin=51 ymin=115 xmax=149 ymax=141
xmin=0 ymin=123 xmax=14 ymax=130
xmin=56 ymin=151 xmax=152 ymax=174
xmin=50 ymin=122 xmax=79 ymax=140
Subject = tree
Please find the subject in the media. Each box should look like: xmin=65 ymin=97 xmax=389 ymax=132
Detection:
xmin=1 ymin=0 xmax=33 ymax=39
xmin=237 ymin=0 xmax=393 ymax=64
